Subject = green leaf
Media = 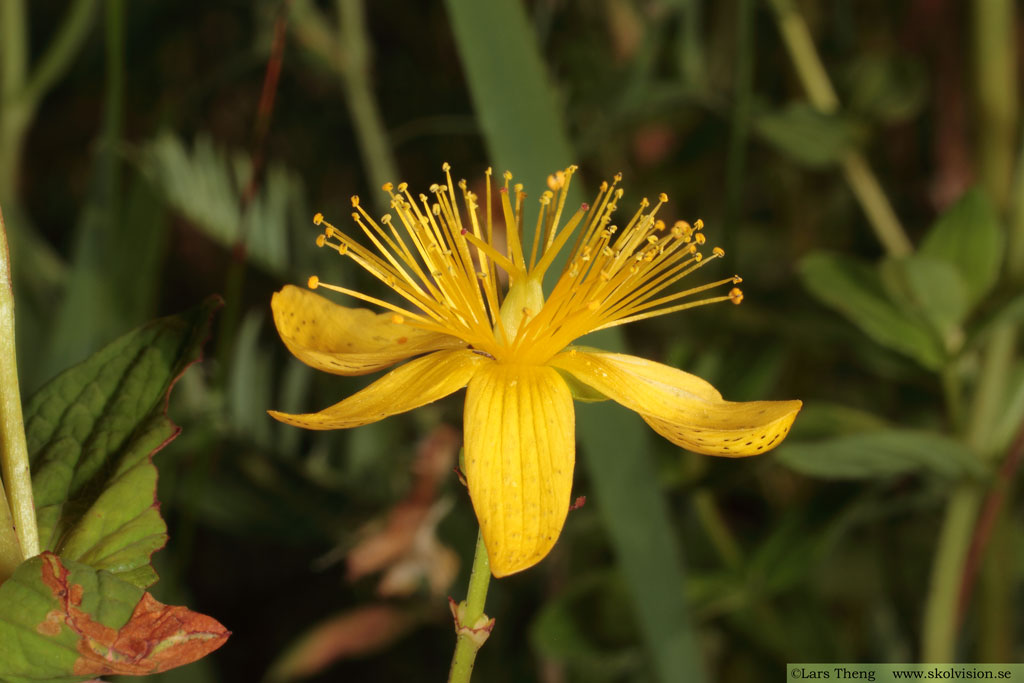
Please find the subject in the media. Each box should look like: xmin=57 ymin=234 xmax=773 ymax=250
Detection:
xmin=880 ymin=255 xmax=969 ymax=351
xmin=774 ymin=429 xmax=985 ymax=480
xmin=845 ymin=54 xmax=928 ymax=124
xmin=0 ymin=552 xmax=228 ymax=682
xmin=799 ymin=251 xmax=944 ymax=369
xmin=753 ymin=103 xmax=866 ymax=167
xmin=786 ymin=402 xmax=889 ymax=440
xmin=25 ymin=297 xmax=221 ymax=588
xmin=139 ymin=133 xmax=301 ymax=277
xmin=919 ymin=188 xmax=1004 ymax=307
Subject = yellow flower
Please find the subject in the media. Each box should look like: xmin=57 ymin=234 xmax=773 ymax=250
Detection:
xmin=269 ymin=165 xmax=801 ymax=577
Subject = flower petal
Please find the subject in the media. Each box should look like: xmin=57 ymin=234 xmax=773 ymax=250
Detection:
xmin=272 ymin=285 xmax=464 ymax=375
xmin=269 ymin=349 xmax=488 ymax=430
xmin=550 ymin=350 xmax=801 ymax=457
xmin=463 ymin=364 xmax=575 ymax=577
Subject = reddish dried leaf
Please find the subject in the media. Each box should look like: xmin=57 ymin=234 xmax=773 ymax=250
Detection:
xmin=346 ymin=424 xmax=459 ymax=582
xmin=268 ymin=605 xmax=414 ymax=681
xmin=36 ymin=552 xmax=229 ymax=677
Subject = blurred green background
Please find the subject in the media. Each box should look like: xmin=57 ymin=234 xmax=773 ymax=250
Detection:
xmin=2 ymin=0 xmax=1022 ymax=681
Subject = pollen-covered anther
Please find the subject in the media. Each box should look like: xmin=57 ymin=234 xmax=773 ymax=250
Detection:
xmin=313 ymin=212 xmax=324 ymax=226
xmin=713 ymin=246 xmax=725 ymax=257
xmin=729 ymin=287 xmax=744 ymax=304
xmin=547 ymin=170 xmax=566 ymax=190
xmin=307 ymin=275 xmax=320 ymax=290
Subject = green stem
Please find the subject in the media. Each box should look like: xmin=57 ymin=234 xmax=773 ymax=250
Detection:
xmin=722 ymin=0 xmax=755 ymax=267
xmin=921 ymin=483 xmax=981 ymax=661
xmin=448 ymin=530 xmax=492 ymax=683
xmin=693 ymin=490 xmax=741 ymax=570
xmin=335 ymin=0 xmax=400 ymax=214
xmin=21 ymin=0 xmax=99 ymax=108
xmin=766 ymin=0 xmax=913 ymax=258
xmin=0 ymin=205 xmax=39 ymax=564
xmin=973 ymin=0 xmax=1017 ymax=213
xmin=922 ymin=2 xmax=1020 ymax=653
xmin=0 ymin=0 xmax=29 ymax=205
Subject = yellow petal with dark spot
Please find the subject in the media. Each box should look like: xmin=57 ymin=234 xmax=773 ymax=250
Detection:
xmin=550 ymin=350 xmax=801 ymax=457
xmin=463 ymin=364 xmax=575 ymax=577
xmin=271 ymin=285 xmax=464 ymax=375
xmin=269 ymin=350 xmax=488 ymax=430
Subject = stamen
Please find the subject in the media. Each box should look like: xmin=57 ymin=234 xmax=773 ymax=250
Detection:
xmin=301 ymin=167 xmax=739 ymax=365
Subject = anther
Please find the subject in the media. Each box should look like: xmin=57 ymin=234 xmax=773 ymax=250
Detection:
xmin=712 ymin=246 xmax=725 ymax=257
xmin=429 ymin=183 xmax=441 ymax=193
xmin=315 ymin=234 xmax=326 ymax=247
xmin=613 ymin=172 xmax=623 ymax=182
xmin=581 ymin=202 xmax=590 ymax=212
xmin=397 ymin=182 xmax=408 ymax=192
xmin=313 ymin=212 xmax=324 ymax=225
xmin=391 ymin=314 xmax=405 ymax=324
xmin=382 ymin=182 xmax=394 ymax=192
xmin=694 ymin=253 xmax=703 ymax=262
xmin=503 ymin=171 xmax=513 ymax=182
xmin=307 ymin=276 xmax=320 ymax=290
xmin=732 ymin=275 xmax=743 ymax=283
xmin=381 ymin=215 xmax=392 ymax=224
xmin=694 ymin=219 xmax=704 ymax=230
xmin=655 ymin=219 xmax=666 ymax=231
xmin=695 ymin=233 xmax=707 ymax=245
xmin=442 ymin=162 xmax=451 ymax=172
xmin=658 ymin=192 xmax=669 ymax=203
xmin=547 ymin=171 xmax=566 ymax=191
xmin=351 ymin=195 xmax=360 ymax=207
xmin=729 ymin=288 xmax=744 ymax=304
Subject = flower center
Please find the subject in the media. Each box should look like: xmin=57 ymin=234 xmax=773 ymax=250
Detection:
xmin=305 ymin=165 xmax=743 ymax=365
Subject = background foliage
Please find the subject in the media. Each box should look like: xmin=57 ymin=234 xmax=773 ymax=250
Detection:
xmin=2 ymin=0 xmax=1022 ymax=681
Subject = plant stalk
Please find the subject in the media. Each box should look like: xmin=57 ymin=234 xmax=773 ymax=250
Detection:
xmin=448 ymin=530 xmax=493 ymax=683
xmin=335 ymin=0 xmax=399 ymax=214
xmin=766 ymin=0 xmax=913 ymax=258
xmin=0 ymin=205 xmax=39 ymax=563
